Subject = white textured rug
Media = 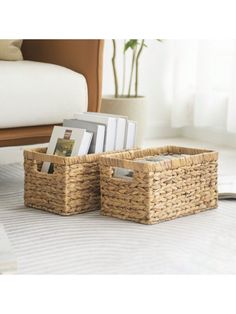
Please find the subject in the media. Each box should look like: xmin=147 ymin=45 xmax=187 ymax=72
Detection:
xmin=0 ymin=223 xmax=17 ymax=273
xmin=0 ymin=163 xmax=236 ymax=274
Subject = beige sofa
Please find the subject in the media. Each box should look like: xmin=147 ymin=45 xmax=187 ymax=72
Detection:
xmin=0 ymin=40 xmax=104 ymax=147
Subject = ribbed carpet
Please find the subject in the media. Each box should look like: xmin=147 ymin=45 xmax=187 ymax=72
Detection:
xmin=0 ymin=163 xmax=236 ymax=274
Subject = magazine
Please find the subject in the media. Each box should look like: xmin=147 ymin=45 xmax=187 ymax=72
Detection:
xmin=41 ymin=126 xmax=93 ymax=173
xmin=134 ymin=154 xmax=189 ymax=163
xmin=218 ymin=176 xmax=236 ymax=199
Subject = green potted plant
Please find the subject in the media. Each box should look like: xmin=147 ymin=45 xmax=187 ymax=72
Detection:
xmin=101 ymin=39 xmax=161 ymax=145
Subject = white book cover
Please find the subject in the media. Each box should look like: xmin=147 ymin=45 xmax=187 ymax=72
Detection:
xmin=115 ymin=117 xmax=126 ymax=149
xmin=218 ymin=176 xmax=236 ymax=199
xmin=84 ymin=112 xmax=128 ymax=149
xmin=63 ymin=119 xmax=105 ymax=153
xmin=41 ymin=126 xmax=93 ymax=173
xmin=0 ymin=224 xmax=17 ymax=274
xmin=125 ymin=120 xmax=137 ymax=149
xmin=74 ymin=112 xmax=116 ymax=151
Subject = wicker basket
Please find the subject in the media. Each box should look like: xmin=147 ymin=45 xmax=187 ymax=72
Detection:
xmin=24 ymin=147 xmax=126 ymax=215
xmin=99 ymin=146 xmax=218 ymax=224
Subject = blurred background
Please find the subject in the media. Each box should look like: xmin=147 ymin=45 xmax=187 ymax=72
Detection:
xmin=102 ymin=40 xmax=236 ymax=147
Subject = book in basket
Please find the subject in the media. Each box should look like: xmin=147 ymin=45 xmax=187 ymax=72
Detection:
xmin=41 ymin=126 xmax=93 ymax=173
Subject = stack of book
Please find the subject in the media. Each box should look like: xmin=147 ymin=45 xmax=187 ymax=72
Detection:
xmin=41 ymin=112 xmax=136 ymax=173
xmin=218 ymin=176 xmax=236 ymax=199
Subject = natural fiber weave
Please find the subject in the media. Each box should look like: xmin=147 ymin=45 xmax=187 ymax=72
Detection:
xmin=24 ymin=147 xmax=128 ymax=215
xmin=99 ymin=146 xmax=218 ymax=224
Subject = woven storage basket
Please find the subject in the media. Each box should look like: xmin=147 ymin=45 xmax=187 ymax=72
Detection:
xmin=99 ymin=146 xmax=218 ymax=224
xmin=24 ymin=147 xmax=128 ymax=215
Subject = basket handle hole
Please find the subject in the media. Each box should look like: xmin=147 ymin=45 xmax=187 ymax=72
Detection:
xmin=112 ymin=167 xmax=134 ymax=181
xmin=34 ymin=161 xmax=55 ymax=174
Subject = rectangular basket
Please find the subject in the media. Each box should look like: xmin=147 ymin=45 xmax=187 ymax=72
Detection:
xmin=99 ymin=146 xmax=218 ymax=224
xmin=24 ymin=147 xmax=127 ymax=215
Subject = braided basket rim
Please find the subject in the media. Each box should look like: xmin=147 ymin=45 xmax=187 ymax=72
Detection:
xmin=24 ymin=147 xmax=139 ymax=165
xmin=99 ymin=146 xmax=218 ymax=172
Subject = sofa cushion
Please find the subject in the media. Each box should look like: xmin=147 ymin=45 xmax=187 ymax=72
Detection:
xmin=0 ymin=60 xmax=88 ymax=128
xmin=0 ymin=40 xmax=23 ymax=61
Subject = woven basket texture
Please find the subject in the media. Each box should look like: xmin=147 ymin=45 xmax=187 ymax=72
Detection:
xmin=24 ymin=147 xmax=126 ymax=215
xmin=99 ymin=146 xmax=218 ymax=224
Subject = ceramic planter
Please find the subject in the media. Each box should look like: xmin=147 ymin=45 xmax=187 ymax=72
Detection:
xmin=101 ymin=96 xmax=147 ymax=146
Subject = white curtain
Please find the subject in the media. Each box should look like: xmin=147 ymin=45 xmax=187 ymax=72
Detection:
xmin=170 ymin=40 xmax=236 ymax=133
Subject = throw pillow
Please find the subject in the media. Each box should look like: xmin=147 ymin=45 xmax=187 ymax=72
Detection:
xmin=0 ymin=40 xmax=23 ymax=61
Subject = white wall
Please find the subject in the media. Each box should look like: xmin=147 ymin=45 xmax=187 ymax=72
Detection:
xmin=102 ymin=40 xmax=236 ymax=147
xmin=102 ymin=40 xmax=180 ymax=138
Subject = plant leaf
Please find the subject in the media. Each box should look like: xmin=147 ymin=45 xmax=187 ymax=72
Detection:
xmin=124 ymin=39 xmax=138 ymax=52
